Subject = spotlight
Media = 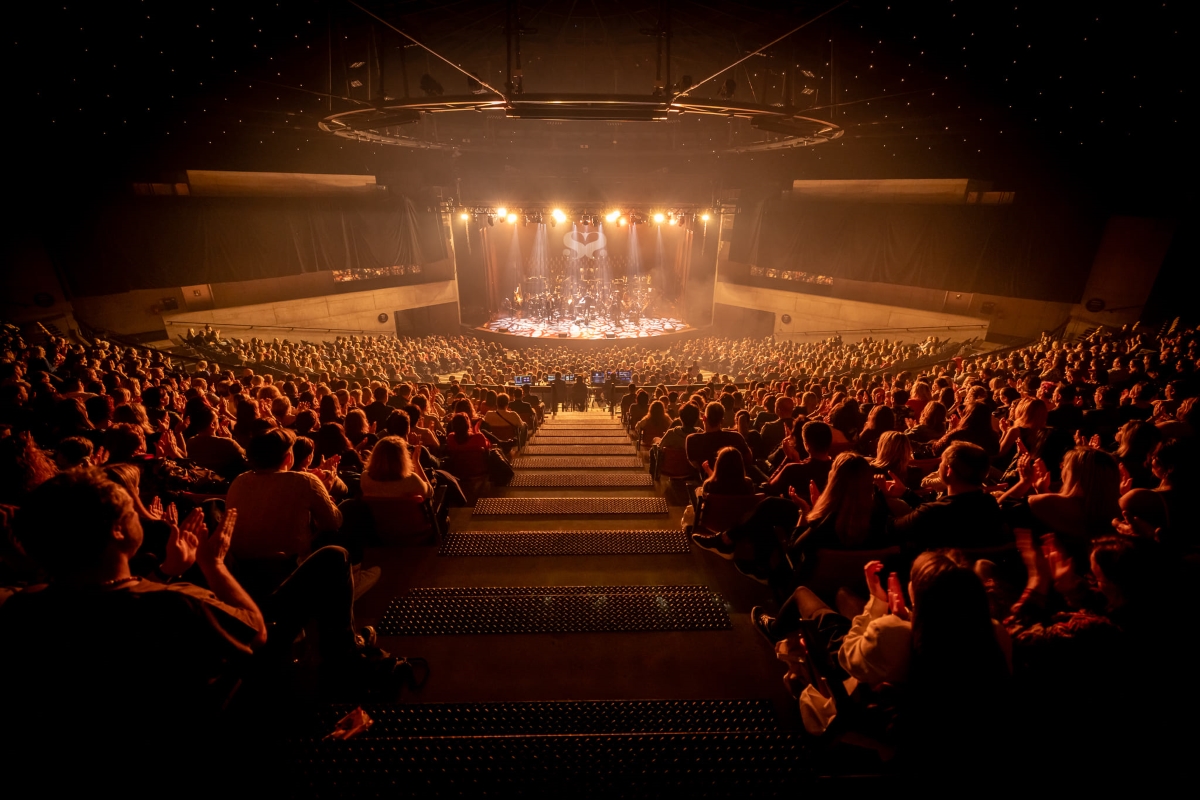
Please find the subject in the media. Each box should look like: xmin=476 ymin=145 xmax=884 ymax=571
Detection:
xmin=487 ymin=215 xmax=494 ymax=226
xmin=605 ymin=210 xmax=619 ymax=223
xmin=618 ymin=216 xmax=627 ymax=226
xmin=460 ymin=212 xmax=469 ymax=221
xmin=551 ymin=208 xmax=566 ymax=224
xmin=496 ymin=207 xmax=507 ymax=218
xmin=549 ymin=217 xmax=557 ymax=227
xmin=653 ymin=212 xmax=665 ymax=224
xmin=701 ymin=212 xmax=711 ymax=222
xmin=506 ymin=213 xmax=517 ymax=224
xmin=667 ymin=212 xmax=676 ymax=225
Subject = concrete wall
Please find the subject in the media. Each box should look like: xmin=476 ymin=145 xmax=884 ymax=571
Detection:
xmin=162 ymin=280 xmax=460 ymax=343
xmin=712 ymin=281 xmax=989 ymax=344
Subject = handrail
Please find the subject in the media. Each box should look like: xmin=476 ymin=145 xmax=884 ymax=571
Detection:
xmin=163 ymin=320 xmax=395 ymax=337
xmin=775 ymin=323 xmax=986 ymax=338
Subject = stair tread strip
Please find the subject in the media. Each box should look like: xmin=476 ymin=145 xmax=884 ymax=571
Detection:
xmin=378 ymin=584 xmax=730 ymax=634
xmin=472 ymin=497 xmax=668 ymax=516
xmin=440 ymin=529 xmax=689 ymax=556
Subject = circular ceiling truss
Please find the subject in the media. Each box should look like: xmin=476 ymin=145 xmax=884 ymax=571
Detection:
xmin=319 ymin=94 xmax=842 ymax=154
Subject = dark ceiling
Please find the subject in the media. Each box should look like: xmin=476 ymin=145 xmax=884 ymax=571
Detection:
xmin=7 ymin=1 xmax=1188 ymax=211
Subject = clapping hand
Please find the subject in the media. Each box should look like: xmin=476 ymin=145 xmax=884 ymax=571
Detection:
xmin=147 ymin=496 xmax=166 ymax=520
xmin=89 ymin=446 xmax=110 ymax=466
xmin=1118 ymin=463 xmax=1133 ymax=496
xmin=787 ymin=485 xmax=812 ymax=514
xmin=864 ymin=560 xmax=888 ymax=605
xmin=197 ymin=508 xmax=236 ymax=572
xmin=160 ymin=508 xmax=204 ymax=578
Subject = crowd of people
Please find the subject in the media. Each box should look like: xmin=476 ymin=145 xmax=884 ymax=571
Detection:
xmin=629 ymin=322 xmax=1197 ymax=774
xmin=183 ymin=323 xmax=955 ymax=387
xmin=2 ymin=317 xmax=1196 ymax=780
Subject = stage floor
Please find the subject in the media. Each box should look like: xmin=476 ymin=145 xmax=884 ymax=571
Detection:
xmin=478 ymin=314 xmax=691 ymax=339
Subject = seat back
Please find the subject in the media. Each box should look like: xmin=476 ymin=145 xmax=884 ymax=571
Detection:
xmin=488 ymin=422 xmax=518 ymax=442
xmin=446 ymin=447 xmax=489 ymax=479
xmin=696 ymin=493 xmax=766 ymax=534
xmin=658 ymin=446 xmax=696 ymax=479
xmin=364 ymin=495 xmax=434 ymax=545
xmin=516 ymin=409 xmax=535 ymax=429
xmin=800 ymin=546 xmax=903 ymax=604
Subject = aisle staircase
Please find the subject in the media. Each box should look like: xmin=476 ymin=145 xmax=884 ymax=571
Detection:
xmin=301 ymin=409 xmax=818 ymax=796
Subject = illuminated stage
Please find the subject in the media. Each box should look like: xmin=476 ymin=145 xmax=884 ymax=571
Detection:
xmin=478 ymin=314 xmax=691 ymax=339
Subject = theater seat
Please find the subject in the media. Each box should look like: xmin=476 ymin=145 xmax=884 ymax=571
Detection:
xmin=694 ymin=493 xmax=767 ymax=535
xmin=364 ymin=495 xmax=441 ymax=545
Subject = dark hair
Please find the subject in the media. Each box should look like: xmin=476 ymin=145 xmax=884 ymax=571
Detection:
xmin=704 ymin=401 xmax=725 ymax=426
xmin=679 ymin=403 xmax=701 ymax=427
xmin=291 ymin=435 xmax=315 ymax=469
xmin=314 ymin=423 xmax=352 ymax=462
xmin=450 ymin=412 xmax=472 ymax=444
xmin=801 ymin=420 xmax=834 ymax=453
xmin=246 ymin=428 xmax=297 ymax=470
xmin=104 ymin=423 xmax=146 ymax=463
xmin=0 ymin=432 xmax=59 ymax=504
xmin=15 ymin=469 xmax=134 ymax=576
xmin=54 ymin=436 xmax=95 ymax=469
xmin=373 ymin=386 xmax=388 ymax=403
xmin=942 ymin=441 xmax=989 ymax=486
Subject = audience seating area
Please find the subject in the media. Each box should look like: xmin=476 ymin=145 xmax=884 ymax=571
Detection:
xmin=1 ymin=320 xmax=1196 ymax=790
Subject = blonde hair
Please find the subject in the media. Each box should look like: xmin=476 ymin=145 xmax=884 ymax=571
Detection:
xmin=807 ymin=452 xmax=876 ymax=546
xmin=1061 ymin=446 xmax=1121 ymax=537
xmin=872 ymin=430 xmax=912 ymax=475
xmin=365 ymin=436 xmax=412 ymax=481
xmin=1014 ymin=396 xmax=1048 ymax=429
xmin=911 ymin=382 xmax=933 ymax=402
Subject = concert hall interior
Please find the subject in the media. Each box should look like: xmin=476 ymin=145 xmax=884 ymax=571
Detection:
xmin=1 ymin=0 xmax=1193 ymax=793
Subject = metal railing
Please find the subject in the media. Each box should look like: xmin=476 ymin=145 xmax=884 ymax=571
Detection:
xmin=163 ymin=320 xmax=394 ymax=337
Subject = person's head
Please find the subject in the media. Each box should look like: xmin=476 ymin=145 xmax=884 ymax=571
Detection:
xmin=705 ymin=446 xmax=747 ymax=491
xmin=939 ymin=441 xmax=989 ymax=489
xmin=0 ymin=432 xmax=58 ymax=505
xmin=647 ymin=400 xmax=669 ymax=425
xmin=102 ymin=463 xmax=150 ymax=517
xmin=1013 ymin=397 xmax=1048 ymax=429
xmin=800 ymin=420 xmax=833 ymax=457
xmin=865 ymin=404 xmax=895 ymax=433
xmin=911 ymin=382 xmax=933 ymax=403
xmin=496 ymin=393 xmax=510 ymax=410
xmin=908 ymin=550 xmax=1005 ymax=683
xmin=775 ymin=396 xmax=796 ymax=421
xmin=15 ymin=469 xmax=143 ymax=580
xmin=54 ymin=436 xmax=95 ymax=470
xmin=365 ymin=436 xmax=413 ymax=482
xmin=1061 ymin=447 xmax=1121 ymax=532
xmin=703 ymin=401 xmax=725 ymax=430
xmin=808 ymin=452 xmax=875 ymax=545
xmin=920 ymin=400 xmax=947 ymax=431
xmin=290 ymin=408 xmax=318 ymax=436
xmin=678 ymin=402 xmax=701 ymax=429
xmin=246 ymin=428 xmax=297 ymax=471
xmin=104 ymin=423 xmax=146 ymax=463
xmin=291 ymin=435 xmax=315 ymax=471
xmin=450 ymin=411 xmax=472 ymax=443
xmin=872 ymin=430 xmax=912 ymax=474
xmin=1115 ymin=420 xmax=1161 ymax=462
xmin=372 ymin=385 xmax=389 ymax=404
xmin=1150 ymin=438 xmax=1196 ymax=487
xmin=733 ymin=409 xmax=751 ymax=434
xmin=345 ymin=408 xmax=369 ymax=439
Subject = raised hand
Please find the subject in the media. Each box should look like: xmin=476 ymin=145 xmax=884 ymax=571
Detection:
xmin=160 ymin=508 xmax=203 ymax=577
xmin=1032 ymin=458 xmax=1052 ymax=493
xmin=809 ymin=480 xmax=821 ymax=507
xmin=147 ymin=496 xmax=165 ymax=520
xmin=197 ymin=508 xmax=236 ymax=571
xmin=863 ymin=560 xmax=887 ymax=604
xmin=787 ymin=485 xmax=812 ymax=514
xmin=90 ymin=446 xmax=110 ymax=466
xmin=1118 ymin=462 xmax=1133 ymax=496
xmin=1089 ymin=434 xmax=1102 ymax=449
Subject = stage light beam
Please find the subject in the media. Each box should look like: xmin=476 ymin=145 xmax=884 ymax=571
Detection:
xmin=496 ymin=207 xmax=508 ymax=218
xmin=653 ymin=213 xmax=665 ymax=224
xmin=551 ymin=208 xmax=566 ymax=223
xmin=506 ymin=213 xmax=517 ymax=224
xmin=701 ymin=213 xmax=711 ymax=222
xmin=618 ymin=216 xmax=627 ymax=226
xmin=605 ymin=210 xmax=619 ymax=223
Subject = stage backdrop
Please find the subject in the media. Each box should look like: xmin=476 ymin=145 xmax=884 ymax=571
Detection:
xmin=50 ymin=195 xmax=448 ymax=296
xmin=727 ymin=197 xmax=1103 ymax=303
xmin=480 ymin=220 xmax=692 ymax=311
